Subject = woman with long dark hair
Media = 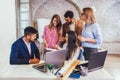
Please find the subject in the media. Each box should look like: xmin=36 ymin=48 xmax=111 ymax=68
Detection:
xmin=67 ymin=31 xmax=79 ymax=60
xmin=58 ymin=31 xmax=83 ymax=76
xmin=42 ymin=14 xmax=62 ymax=49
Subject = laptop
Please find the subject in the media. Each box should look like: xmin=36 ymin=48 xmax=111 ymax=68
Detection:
xmin=88 ymin=50 xmax=107 ymax=72
xmin=33 ymin=49 xmax=67 ymax=72
xmin=45 ymin=49 xmax=67 ymax=68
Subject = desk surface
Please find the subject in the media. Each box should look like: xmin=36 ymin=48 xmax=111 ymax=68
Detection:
xmin=0 ymin=60 xmax=89 ymax=79
xmin=0 ymin=60 xmax=113 ymax=80
xmin=0 ymin=61 xmax=57 ymax=79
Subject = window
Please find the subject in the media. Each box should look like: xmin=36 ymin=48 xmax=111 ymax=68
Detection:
xmin=16 ymin=0 xmax=31 ymax=38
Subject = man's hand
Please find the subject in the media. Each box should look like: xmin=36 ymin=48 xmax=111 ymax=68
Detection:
xmin=29 ymin=58 xmax=40 ymax=64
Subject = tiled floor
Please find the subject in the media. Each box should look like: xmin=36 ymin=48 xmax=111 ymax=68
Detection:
xmin=104 ymin=54 xmax=120 ymax=80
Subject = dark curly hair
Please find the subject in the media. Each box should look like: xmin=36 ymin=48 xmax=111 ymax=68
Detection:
xmin=64 ymin=10 xmax=74 ymax=19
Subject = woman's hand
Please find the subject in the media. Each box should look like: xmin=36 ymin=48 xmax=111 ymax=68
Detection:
xmin=59 ymin=37 xmax=65 ymax=42
xmin=42 ymin=38 xmax=48 ymax=48
xmin=56 ymin=45 xmax=62 ymax=50
xmin=78 ymin=35 xmax=96 ymax=44
xmin=78 ymin=35 xmax=86 ymax=42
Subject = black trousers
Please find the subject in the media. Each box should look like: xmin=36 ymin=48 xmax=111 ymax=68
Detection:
xmin=83 ymin=47 xmax=98 ymax=60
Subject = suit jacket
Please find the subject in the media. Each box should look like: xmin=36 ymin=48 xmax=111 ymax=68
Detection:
xmin=10 ymin=37 xmax=40 ymax=64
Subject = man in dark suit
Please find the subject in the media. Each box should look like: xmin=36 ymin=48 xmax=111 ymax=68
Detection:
xmin=10 ymin=26 xmax=40 ymax=64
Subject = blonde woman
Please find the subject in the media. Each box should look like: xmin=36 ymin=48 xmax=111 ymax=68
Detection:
xmin=78 ymin=7 xmax=102 ymax=60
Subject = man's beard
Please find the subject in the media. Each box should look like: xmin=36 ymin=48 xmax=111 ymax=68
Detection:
xmin=67 ymin=21 xmax=72 ymax=25
xmin=29 ymin=39 xmax=35 ymax=42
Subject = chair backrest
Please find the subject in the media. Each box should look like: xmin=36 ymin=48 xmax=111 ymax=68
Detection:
xmin=88 ymin=50 xmax=107 ymax=72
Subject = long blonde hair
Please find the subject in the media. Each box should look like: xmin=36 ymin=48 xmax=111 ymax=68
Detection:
xmin=83 ymin=7 xmax=96 ymax=24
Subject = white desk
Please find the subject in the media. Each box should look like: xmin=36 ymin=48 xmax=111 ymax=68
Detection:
xmin=0 ymin=60 xmax=88 ymax=79
xmin=0 ymin=61 xmax=114 ymax=80
xmin=0 ymin=61 xmax=57 ymax=80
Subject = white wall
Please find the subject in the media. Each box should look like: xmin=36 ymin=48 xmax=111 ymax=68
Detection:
xmin=37 ymin=18 xmax=50 ymax=43
xmin=33 ymin=0 xmax=120 ymax=54
xmin=0 ymin=0 xmax=16 ymax=64
xmin=73 ymin=0 xmax=120 ymax=54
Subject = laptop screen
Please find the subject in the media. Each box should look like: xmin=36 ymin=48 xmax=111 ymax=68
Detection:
xmin=88 ymin=51 xmax=107 ymax=72
xmin=45 ymin=49 xmax=67 ymax=68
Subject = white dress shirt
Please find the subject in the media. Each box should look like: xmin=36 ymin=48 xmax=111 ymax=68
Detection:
xmin=23 ymin=38 xmax=31 ymax=56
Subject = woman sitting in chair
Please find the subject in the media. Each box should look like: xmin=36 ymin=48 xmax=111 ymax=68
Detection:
xmin=57 ymin=31 xmax=84 ymax=77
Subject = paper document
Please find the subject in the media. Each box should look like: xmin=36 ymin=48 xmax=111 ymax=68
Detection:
xmin=46 ymin=48 xmax=57 ymax=51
